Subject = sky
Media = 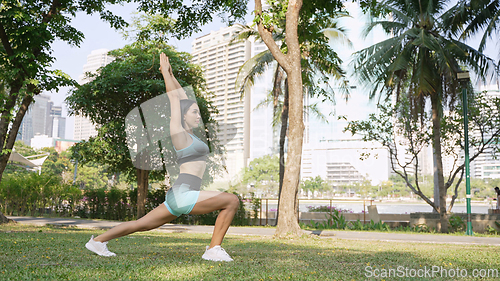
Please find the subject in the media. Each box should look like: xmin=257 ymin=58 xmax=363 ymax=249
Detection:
xmin=45 ymin=2 xmax=499 ymax=140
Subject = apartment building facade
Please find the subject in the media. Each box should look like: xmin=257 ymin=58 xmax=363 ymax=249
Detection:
xmin=73 ymin=49 xmax=114 ymax=141
xmin=191 ymin=24 xmax=277 ymax=184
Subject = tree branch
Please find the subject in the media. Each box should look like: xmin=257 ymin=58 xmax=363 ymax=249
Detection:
xmin=388 ymin=142 xmax=437 ymax=211
xmin=447 ymin=168 xmax=464 ymax=213
xmin=0 ymin=23 xmax=14 ymax=58
xmin=0 ymin=23 xmax=31 ymax=77
xmin=255 ymin=0 xmax=289 ymax=70
xmin=284 ymin=0 xmax=302 ymax=61
xmin=0 ymin=87 xmax=36 ymax=177
xmin=42 ymin=0 xmax=61 ymax=23
xmin=0 ymin=82 xmax=23 ymax=152
xmin=6 ymin=89 xmax=36 ymax=151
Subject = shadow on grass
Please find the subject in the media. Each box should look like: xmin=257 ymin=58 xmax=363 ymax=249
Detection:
xmin=1 ymin=224 xmax=500 ymax=280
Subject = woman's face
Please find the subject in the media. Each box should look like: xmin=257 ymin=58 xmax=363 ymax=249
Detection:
xmin=184 ymin=103 xmax=201 ymax=129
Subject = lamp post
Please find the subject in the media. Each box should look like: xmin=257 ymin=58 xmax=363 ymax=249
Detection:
xmin=457 ymin=71 xmax=473 ymax=236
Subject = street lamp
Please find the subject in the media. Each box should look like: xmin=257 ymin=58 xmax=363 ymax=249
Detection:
xmin=457 ymin=70 xmax=473 ymax=236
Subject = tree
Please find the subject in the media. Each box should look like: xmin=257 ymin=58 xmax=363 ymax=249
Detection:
xmin=234 ymin=9 xmax=350 ymax=224
xmin=0 ymin=0 xmax=249 ymax=223
xmin=39 ymin=148 xmax=72 ymax=178
xmin=0 ymin=0 xmax=248 ymax=223
xmin=345 ymin=92 xmax=500 ymax=228
xmin=66 ymin=38 xmax=220 ymax=217
xmin=300 ymin=176 xmax=330 ymax=198
xmin=352 ymin=0 xmax=497 ymax=232
xmin=253 ymin=0 xmax=344 ymax=236
xmin=0 ymin=0 xmax=129 ymax=182
xmin=241 ymin=154 xmax=280 ymax=197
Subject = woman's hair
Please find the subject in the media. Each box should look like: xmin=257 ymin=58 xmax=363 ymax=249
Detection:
xmin=179 ymin=99 xmax=198 ymax=128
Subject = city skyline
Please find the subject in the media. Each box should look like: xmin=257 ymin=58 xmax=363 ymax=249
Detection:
xmin=37 ymin=3 xmax=500 ymax=188
xmin=46 ymin=4 xmax=253 ymax=140
xmin=45 ymin=3 xmax=499 ymax=140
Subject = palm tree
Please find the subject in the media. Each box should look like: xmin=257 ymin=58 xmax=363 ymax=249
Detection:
xmin=353 ymin=0 xmax=497 ymax=232
xmin=445 ymin=0 xmax=500 ymax=62
xmin=233 ymin=13 xmax=351 ymax=224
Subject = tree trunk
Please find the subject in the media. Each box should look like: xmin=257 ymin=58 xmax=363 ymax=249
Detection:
xmin=0 ymin=86 xmax=32 ymax=183
xmin=275 ymin=69 xmax=303 ymax=236
xmin=274 ymin=0 xmax=304 ymax=237
xmin=255 ymin=0 xmax=303 ymax=237
xmin=0 ymin=211 xmax=13 ymax=224
xmin=136 ymin=168 xmax=149 ymax=218
xmin=275 ymin=82 xmax=289 ymax=226
xmin=431 ymin=94 xmax=448 ymax=233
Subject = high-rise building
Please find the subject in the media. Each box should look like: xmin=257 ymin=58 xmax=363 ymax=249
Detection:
xmin=51 ymin=105 xmax=66 ymax=139
xmin=470 ymin=83 xmax=500 ymax=179
xmin=191 ymin=24 xmax=273 ymax=184
xmin=73 ymin=49 xmax=114 ymax=141
xmin=18 ymin=94 xmax=53 ymax=146
xmin=247 ymin=40 xmax=278 ymax=160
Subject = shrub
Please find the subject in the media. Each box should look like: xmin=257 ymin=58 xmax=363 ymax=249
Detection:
xmin=306 ymin=205 xmax=353 ymax=213
xmin=0 ymin=172 xmax=75 ymax=217
xmin=1 ymin=174 xmax=255 ymax=226
xmin=449 ymin=214 xmax=466 ymax=232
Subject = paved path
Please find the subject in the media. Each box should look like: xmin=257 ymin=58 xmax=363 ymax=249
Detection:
xmin=6 ymin=216 xmax=500 ymax=246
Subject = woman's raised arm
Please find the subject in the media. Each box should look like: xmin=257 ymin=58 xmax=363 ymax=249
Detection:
xmin=160 ymin=53 xmax=189 ymax=100
xmin=160 ymin=53 xmax=189 ymax=147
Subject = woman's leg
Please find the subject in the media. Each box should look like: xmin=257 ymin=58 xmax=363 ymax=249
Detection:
xmin=189 ymin=191 xmax=239 ymax=248
xmin=94 ymin=204 xmax=177 ymax=242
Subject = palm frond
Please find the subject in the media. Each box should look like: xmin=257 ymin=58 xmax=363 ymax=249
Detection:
xmin=373 ymin=0 xmax=412 ymax=26
xmin=363 ymin=20 xmax=407 ymax=38
xmin=306 ymin=102 xmax=329 ymax=124
xmin=450 ymin=39 xmax=498 ymax=83
xmin=230 ymin=24 xmax=260 ymax=43
xmin=235 ymin=50 xmax=276 ymax=98
xmin=320 ymin=26 xmax=353 ymax=48
xmin=477 ymin=7 xmax=500 ymax=52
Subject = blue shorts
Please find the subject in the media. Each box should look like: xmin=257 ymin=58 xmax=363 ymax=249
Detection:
xmin=164 ymin=173 xmax=201 ymax=217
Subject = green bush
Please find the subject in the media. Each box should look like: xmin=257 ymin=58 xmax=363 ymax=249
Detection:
xmin=1 ymin=174 xmax=254 ymax=225
xmin=249 ymin=192 xmax=260 ymax=225
xmin=76 ymin=187 xmax=165 ymax=221
xmin=449 ymin=214 xmax=466 ymax=232
xmin=0 ymin=172 xmax=79 ymax=217
xmin=304 ymin=209 xmax=391 ymax=231
xmin=306 ymin=205 xmax=353 ymax=213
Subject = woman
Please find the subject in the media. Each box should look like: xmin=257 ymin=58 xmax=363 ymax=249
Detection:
xmin=85 ymin=53 xmax=239 ymax=262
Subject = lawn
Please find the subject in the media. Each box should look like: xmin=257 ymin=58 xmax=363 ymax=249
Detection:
xmin=1 ymin=223 xmax=500 ymax=280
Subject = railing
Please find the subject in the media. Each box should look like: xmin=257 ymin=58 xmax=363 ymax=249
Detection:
xmin=254 ymin=198 xmax=374 ymax=226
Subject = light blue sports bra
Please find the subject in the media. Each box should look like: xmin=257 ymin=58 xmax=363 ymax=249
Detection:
xmin=174 ymin=133 xmax=210 ymax=165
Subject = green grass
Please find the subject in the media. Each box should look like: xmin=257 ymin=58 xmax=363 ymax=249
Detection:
xmin=1 ymin=223 xmax=500 ymax=280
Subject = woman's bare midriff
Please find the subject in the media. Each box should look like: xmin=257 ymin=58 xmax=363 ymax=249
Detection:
xmin=179 ymin=160 xmax=206 ymax=179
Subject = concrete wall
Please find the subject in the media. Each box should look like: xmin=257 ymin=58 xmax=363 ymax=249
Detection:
xmin=254 ymin=211 xmax=500 ymax=233
xmin=299 ymin=212 xmax=410 ymax=223
xmin=410 ymin=212 xmax=500 ymax=233
xmin=254 ymin=211 xmax=410 ymax=227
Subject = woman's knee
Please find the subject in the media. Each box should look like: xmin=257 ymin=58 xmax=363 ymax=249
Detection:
xmin=227 ymin=193 xmax=240 ymax=211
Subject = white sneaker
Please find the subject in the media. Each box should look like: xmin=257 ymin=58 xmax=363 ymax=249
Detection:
xmin=85 ymin=235 xmax=116 ymax=257
xmin=202 ymin=245 xmax=233 ymax=262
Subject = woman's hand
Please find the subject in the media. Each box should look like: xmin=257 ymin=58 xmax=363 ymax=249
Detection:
xmin=159 ymin=52 xmax=173 ymax=79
